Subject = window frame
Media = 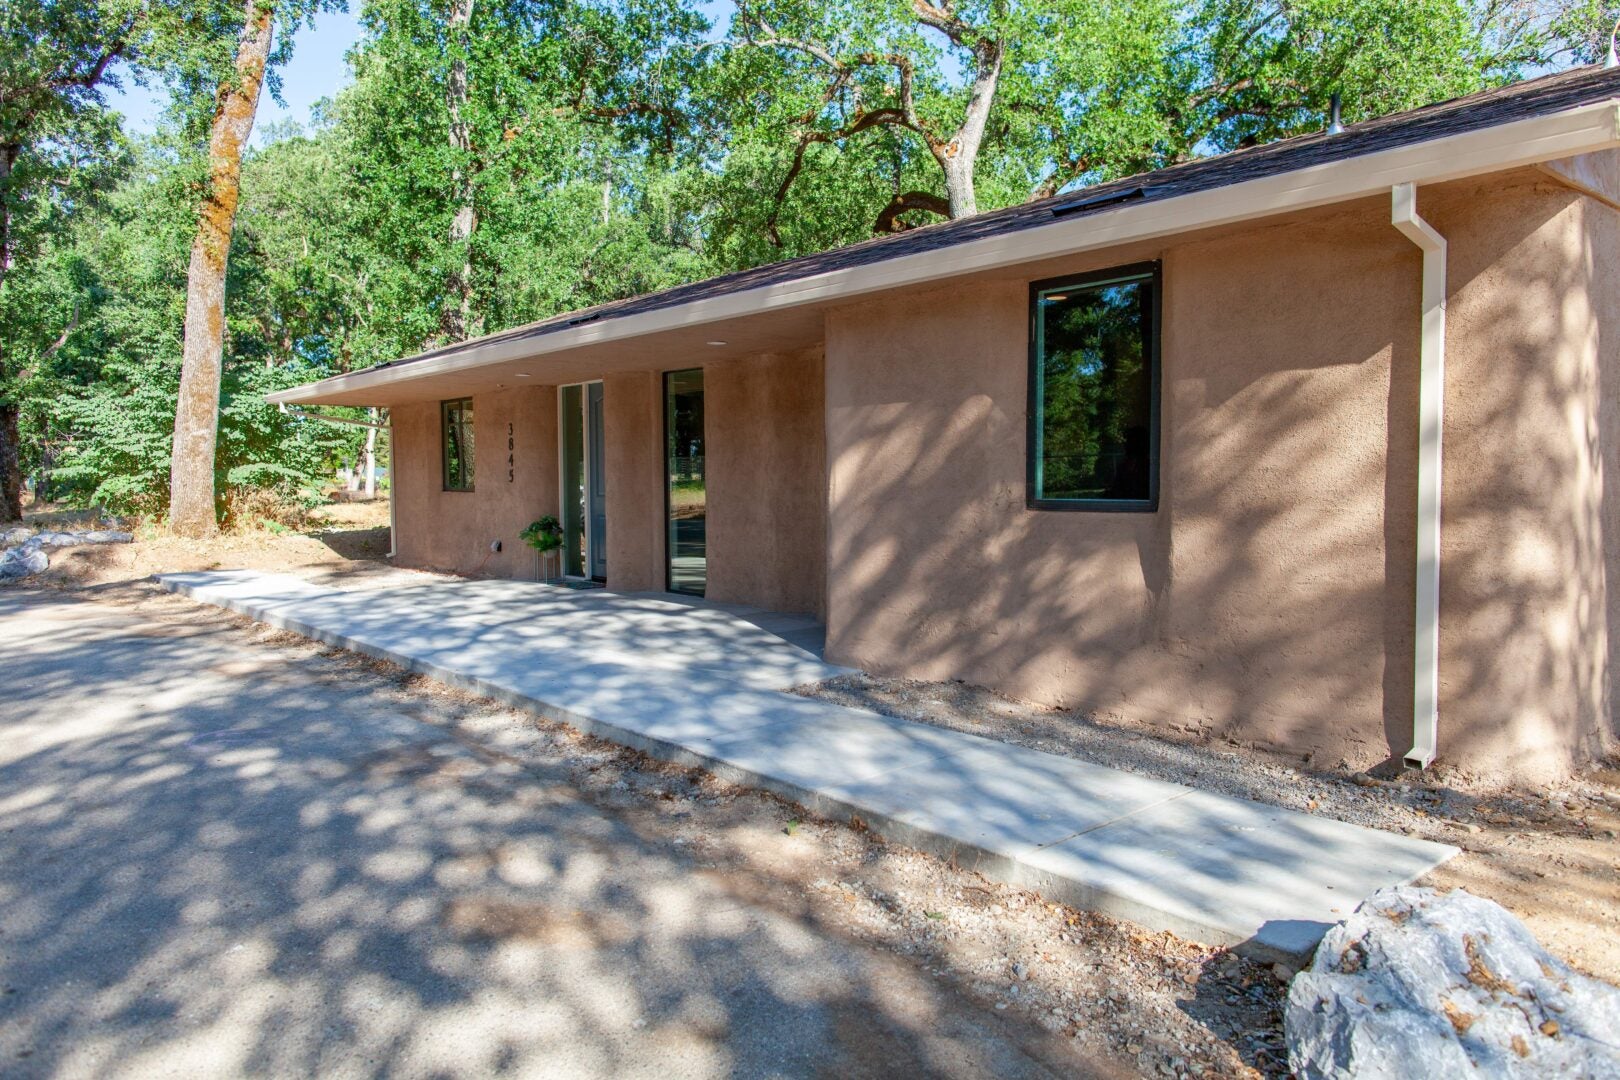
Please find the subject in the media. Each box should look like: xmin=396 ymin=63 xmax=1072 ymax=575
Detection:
xmin=662 ymin=367 xmax=707 ymax=597
xmin=441 ymin=397 xmax=475 ymax=492
xmin=1026 ymin=260 xmax=1162 ymax=513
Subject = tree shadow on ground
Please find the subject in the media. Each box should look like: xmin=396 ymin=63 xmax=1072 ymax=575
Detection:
xmin=0 ymin=592 xmax=1114 ymax=1079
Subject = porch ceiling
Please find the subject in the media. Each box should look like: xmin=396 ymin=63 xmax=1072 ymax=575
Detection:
xmin=287 ymin=305 xmax=827 ymax=406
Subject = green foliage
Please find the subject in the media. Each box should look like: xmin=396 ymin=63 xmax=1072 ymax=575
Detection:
xmin=520 ymin=515 xmax=564 ymax=553
xmin=35 ymin=142 xmax=365 ymax=515
xmin=5 ymin=0 xmax=1605 ymax=522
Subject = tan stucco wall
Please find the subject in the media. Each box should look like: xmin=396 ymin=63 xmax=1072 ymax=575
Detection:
xmin=600 ymin=371 xmax=664 ymax=592
xmin=705 ymin=347 xmax=827 ymax=617
xmin=392 ymin=356 xmax=828 ymax=615
xmin=1428 ymin=171 xmax=1616 ymax=779
xmin=823 ymin=168 xmax=1617 ymax=781
xmin=392 ymin=386 xmax=559 ymax=578
xmin=1594 ymin=163 xmax=1620 ymax=771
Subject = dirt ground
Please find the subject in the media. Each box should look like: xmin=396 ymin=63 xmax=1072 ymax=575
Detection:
xmin=10 ymin=498 xmax=1619 ymax=1073
xmin=19 ymin=498 xmax=408 ymax=591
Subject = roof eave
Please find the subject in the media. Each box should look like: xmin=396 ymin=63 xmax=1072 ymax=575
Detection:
xmin=270 ymin=98 xmax=1620 ymax=407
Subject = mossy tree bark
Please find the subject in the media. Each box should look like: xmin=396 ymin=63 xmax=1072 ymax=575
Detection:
xmin=168 ymin=0 xmax=276 ymax=537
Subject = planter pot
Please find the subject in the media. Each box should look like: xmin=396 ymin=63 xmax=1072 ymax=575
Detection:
xmin=535 ymin=548 xmax=564 ymax=584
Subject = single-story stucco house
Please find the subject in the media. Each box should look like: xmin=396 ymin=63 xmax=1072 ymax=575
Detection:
xmin=271 ymin=65 xmax=1620 ymax=784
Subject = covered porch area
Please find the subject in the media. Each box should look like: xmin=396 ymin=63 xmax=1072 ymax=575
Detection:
xmin=278 ymin=299 xmax=830 ymax=619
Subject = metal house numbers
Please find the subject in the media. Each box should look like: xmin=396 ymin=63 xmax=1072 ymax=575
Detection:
xmin=507 ymin=423 xmax=515 ymax=483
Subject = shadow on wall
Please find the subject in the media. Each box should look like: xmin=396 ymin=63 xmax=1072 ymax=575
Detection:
xmin=825 ymin=176 xmax=1613 ymax=781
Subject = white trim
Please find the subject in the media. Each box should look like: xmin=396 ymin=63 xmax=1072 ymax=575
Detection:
xmin=271 ymin=100 xmax=1620 ymax=405
xmin=1391 ymin=183 xmax=1448 ymax=771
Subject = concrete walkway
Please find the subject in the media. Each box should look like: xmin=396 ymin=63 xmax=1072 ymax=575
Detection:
xmin=160 ymin=570 xmax=1456 ymax=963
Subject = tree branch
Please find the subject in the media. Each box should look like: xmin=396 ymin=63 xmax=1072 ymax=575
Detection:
xmin=873 ymin=190 xmax=950 ymax=232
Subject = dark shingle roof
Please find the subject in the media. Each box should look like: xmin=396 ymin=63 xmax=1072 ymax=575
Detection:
xmin=382 ymin=64 xmax=1620 ymax=372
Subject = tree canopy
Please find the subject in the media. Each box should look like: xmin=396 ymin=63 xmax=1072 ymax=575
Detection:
xmin=1 ymin=0 xmax=1610 ymax=521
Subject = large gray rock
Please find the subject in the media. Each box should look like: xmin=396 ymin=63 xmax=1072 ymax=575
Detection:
xmin=9 ymin=529 xmax=133 ymax=550
xmin=0 ymin=526 xmax=32 ymax=547
xmin=77 ymin=529 xmax=134 ymax=545
xmin=0 ymin=543 xmax=48 ymax=580
xmin=1286 ymin=886 xmax=1620 ymax=1079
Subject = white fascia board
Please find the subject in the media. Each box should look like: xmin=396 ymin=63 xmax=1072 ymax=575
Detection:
xmin=271 ymin=99 xmax=1620 ymax=405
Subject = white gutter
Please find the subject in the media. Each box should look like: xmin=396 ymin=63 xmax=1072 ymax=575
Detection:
xmin=269 ymin=99 xmax=1620 ymax=406
xmin=1391 ymin=182 xmax=1447 ymax=771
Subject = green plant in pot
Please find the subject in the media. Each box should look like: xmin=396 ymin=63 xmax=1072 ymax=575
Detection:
xmin=520 ymin=516 xmax=564 ymax=581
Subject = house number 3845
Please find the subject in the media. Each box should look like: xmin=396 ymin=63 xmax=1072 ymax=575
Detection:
xmin=507 ymin=423 xmax=515 ymax=483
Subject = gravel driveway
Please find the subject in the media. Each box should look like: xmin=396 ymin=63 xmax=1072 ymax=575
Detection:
xmin=0 ymin=589 xmax=1109 ymax=1079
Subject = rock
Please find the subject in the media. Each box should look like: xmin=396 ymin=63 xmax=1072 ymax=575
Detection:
xmin=79 ymin=529 xmax=134 ymax=545
xmin=0 ymin=526 xmax=31 ymax=547
xmin=1286 ymin=886 xmax=1620 ymax=1079
xmin=29 ymin=529 xmax=133 ymax=549
xmin=0 ymin=543 xmax=48 ymax=580
xmin=1273 ymin=963 xmax=1297 ymax=983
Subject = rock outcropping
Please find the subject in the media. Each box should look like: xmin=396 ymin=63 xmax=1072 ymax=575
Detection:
xmin=1286 ymin=886 xmax=1620 ymax=1078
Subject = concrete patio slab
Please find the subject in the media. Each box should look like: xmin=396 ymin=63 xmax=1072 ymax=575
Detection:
xmin=820 ymin=736 xmax=1195 ymax=854
xmin=159 ymin=569 xmax=1458 ymax=963
xmin=679 ymin=700 xmax=971 ymax=792
xmin=1019 ymin=790 xmax=1458 ymax=960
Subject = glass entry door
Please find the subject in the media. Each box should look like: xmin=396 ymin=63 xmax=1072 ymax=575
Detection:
xmin=664 ymin=369 xmax=706 ymax=595
xmin=560 ymin=381 xmax=606 ymax=582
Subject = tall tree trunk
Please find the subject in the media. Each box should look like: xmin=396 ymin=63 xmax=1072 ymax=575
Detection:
xmin=168 ymin=0 xmax=275 ymax=537
xmin=0 ymin=144 xmax=21 ymax=523
xmin=933 ymin=37 xmax=1003 ymax=219
xmin=442 ymin=0 xmax=482 ymax=342
xmin=0 ymin=396 xmax=21 ymax=523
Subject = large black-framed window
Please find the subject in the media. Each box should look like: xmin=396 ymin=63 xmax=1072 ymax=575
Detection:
xmin=441 ymin=397 xmax=475 ymax=492
xmin=1028 ymin=262 xmax=1160 ymax=512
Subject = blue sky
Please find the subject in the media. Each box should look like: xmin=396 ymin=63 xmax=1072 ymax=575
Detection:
xmin=106 ymin=8 xmax=364 ymax=145
xmin=107 ymin=2 xmax=739 ymax=147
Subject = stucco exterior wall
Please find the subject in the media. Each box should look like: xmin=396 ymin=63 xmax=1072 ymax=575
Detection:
xmin=391 ymin=356 xmax=827 ymax=617
xmin=1426 ymin=171 xmax=1616 ymax=779
xmin=602 ymin=371 xmax=664 ymax=593
xmin=392 ymin=386 xmax=558 ymax=579
xmin=705 ymin=347 xmax=827 ymax=617
xmin=1593 ymin=161 xmax=1620 ymax=772
xmin=822 ymin=168 xmax=1616 ymax=781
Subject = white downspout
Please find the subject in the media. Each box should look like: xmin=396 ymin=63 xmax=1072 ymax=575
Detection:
xmin=1391 ymin=182 xmax=1447 ymax=770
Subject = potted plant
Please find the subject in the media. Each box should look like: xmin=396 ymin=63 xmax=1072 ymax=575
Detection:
xmin=519 ymin=515 xmax=564 ymax=583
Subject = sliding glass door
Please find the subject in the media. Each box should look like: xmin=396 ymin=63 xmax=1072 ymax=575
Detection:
xmin=559 ymin=382 xmax=606 ymax=581
xmin=664 ymin=369 xmax=706 ymax=595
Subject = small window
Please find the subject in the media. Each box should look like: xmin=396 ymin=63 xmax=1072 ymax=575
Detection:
xmin=1028 ymin=263 xmax=1160 ymax=511
xmin=442 ymin=398 xmax=475 ymax=491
